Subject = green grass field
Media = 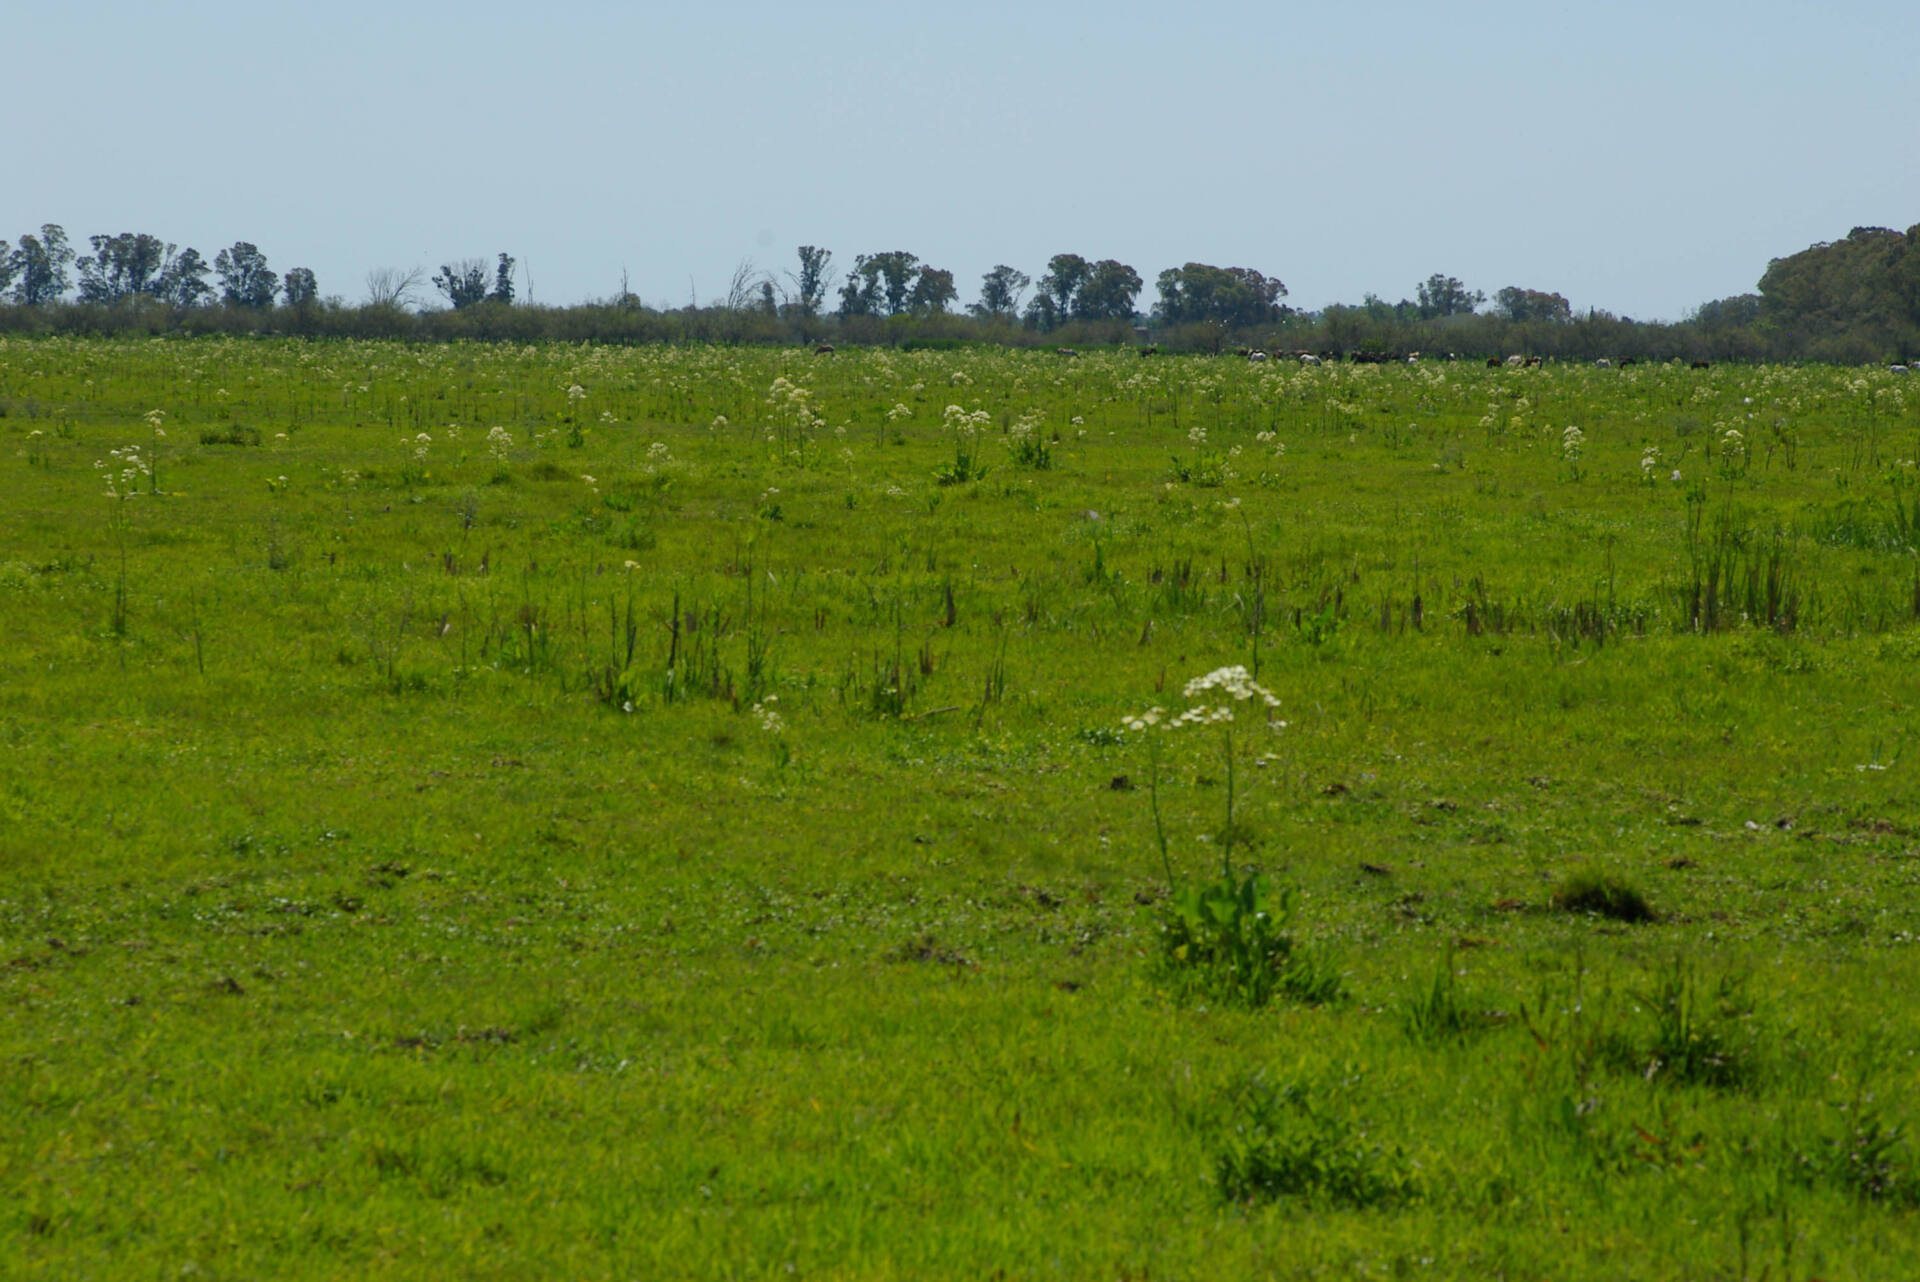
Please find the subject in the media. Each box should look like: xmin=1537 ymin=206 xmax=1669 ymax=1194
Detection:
xmin=5 ymin=337 xmax=1920 ymax=1278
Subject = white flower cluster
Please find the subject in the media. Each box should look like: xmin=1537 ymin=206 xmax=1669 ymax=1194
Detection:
xmin=486 ymin=425 xmax=513 ymax=461
xmin=1123 ymin=665 xmax=1281 ymax=734
xmin=96 ymin=445 xmax=150 ymax=497
xmin=752 ymin=695 xmax=783 ymax=734
xmin=942 ymin=404 xmax=990 ymax=438
xmin=1561 ymin=424 xmax=1585 ymax=462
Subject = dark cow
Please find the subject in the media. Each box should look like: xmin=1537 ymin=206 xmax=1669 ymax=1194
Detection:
xmin=1140 ymin=346 xmax=1159 ymax=358
xmin=1055 ymin=347 xmax=1078 ymax=358
xmin=1486 ymin=356 xmax=1502 ymax=368
xmin=1691 ymin=360 xmax=1710 ymax=370
xmin=814 ymin=343 xmax=835 ymax=356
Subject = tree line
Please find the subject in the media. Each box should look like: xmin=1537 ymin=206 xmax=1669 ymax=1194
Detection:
xmin=2 ymin=221 xmax=1914 ymax=364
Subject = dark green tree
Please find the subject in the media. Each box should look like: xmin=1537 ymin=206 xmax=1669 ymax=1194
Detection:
xmin=1076 ymin=259 xmax=1145 ymax=320
xmin=282 ymin=267 xmax=319 ymax=307
xmin=215 ymin=242 xmax=278 ymax=308
xmin=77 ymin=232 xmax=172 ymax=302
xmin=908 ymin=265 xmax=957 ymax=314
xmin=1493 ymin=286 xmax=1571 ymax=324
xmin=432 ymin=258 xmax=491 ymax=309
xmin=837 ymin=254 xmax=883 ymax=317
xmin=490 ymin=253 xmax=516 ymax=304
xmin=789 ymin=246 xmax=833 ymax=317
xmin=10 ymin=225 xmax=74 ymax=304
xmin=1415 ymin=274 xmax=1484 ymax=319
xmin=1155 ymin=264 xmax=1287 ymax=327
xmin=156 ymin=247 xmax=212 ymax=307
xmin=1038 ymin=254 xmax=1091 ymax=321
xmin=970 ymin=264 xmax=1030 ymax=320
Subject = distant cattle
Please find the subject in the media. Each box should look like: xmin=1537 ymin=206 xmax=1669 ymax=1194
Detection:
xmin=1892 ymin=364 xmax=1911 ymax=375
xmin=1594 ymin=358 xmax=1611 ymax=369
xmin=1619 ymin=357 xmax=1639 ymax=368
xmin=1248 ymin=350 xmax=1269 ymax=362
xmin=1487 ymin=356 xmax=1502 ymax=368
xmin=1505 ymin=355 xmax=1526 ymax=368
xmin=1300 ymin=354 xmax=1322 ymax=367
xmin=1525 ymin=356 xmax=1543 ymax=368
xmin=814 ymin=343 xmax=835 ymax=356
xmin=1691 ymin=360 xmax=1711 ymax=370
xmin=1055 ymin=347 xmax=1078 ymax=358
xmin=1140 ymin=346 xmax=1159 ymax=357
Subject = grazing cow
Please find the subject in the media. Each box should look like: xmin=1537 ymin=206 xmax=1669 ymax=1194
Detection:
xmin=1619 ymin=357 xmax=1638 ymax=368
xmin=1891 ymin=364 xmax=1911 ymax=375
xmin=1140 ymin=346 xmax=1159 ymax=358
xmin=1300 ymin=354 xmax=1322 ymax=367
xmin=1525 ymin=356 xmax=1543 ymax=368
xmin=1248 ymin=349 xmax=1269 ymax=362
xmin=1487 ymin=356 xmax=1502 ymax=368
xmin=1594 ymin=358 xmax=1611 ymax=369
xmin=1505 ymin=355 xmax=1526 ymax=368
xmin=1055 ymin=347 xmax=1078 ymax=358
xmin=814 ymin=343 xmax=835 ymax=356
xmin=1691 ymin=360 xmax=1710 ymax=370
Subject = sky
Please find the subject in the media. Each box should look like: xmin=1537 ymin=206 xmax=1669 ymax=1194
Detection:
xmin=8 ymin=0 xmax=1918 ymax=322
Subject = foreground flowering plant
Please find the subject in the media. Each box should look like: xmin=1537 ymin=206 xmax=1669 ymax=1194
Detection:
xmin=1124 ymin=666 xmax=1336 ymax=1007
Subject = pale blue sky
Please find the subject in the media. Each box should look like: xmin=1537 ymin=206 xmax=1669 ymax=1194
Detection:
xmin=8 ymin=1 xmax=1916 ymax=320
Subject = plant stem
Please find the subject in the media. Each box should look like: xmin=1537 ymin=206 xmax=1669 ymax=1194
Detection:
xmin=1221 ymin=726 xmax=1235 ymax=878
xmin=1148 ymin=738 xmax=1174 ymax=890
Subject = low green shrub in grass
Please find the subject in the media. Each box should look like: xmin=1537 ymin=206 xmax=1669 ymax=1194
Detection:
xmin=1214 ymin=1077 xmax=1418 ymax=1208
xmin=1552 ymin=868 xmax=1654 ymax=922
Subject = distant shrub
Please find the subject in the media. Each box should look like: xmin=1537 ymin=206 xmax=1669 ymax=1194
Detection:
xmin=1552 ymin=869 xmax=1653 ymax=922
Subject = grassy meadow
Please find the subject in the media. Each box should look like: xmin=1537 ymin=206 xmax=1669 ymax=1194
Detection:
xmin=6 ymin=336 xmax=1920 ymax=1278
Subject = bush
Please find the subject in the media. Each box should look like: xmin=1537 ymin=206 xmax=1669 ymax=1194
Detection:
xmin=1552 ymin=868 xmax=1653 ymax=922
xmin=1215 ymin=1078 xmax=1417 ymax=1208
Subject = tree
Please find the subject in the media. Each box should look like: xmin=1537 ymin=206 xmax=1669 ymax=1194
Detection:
xmin=215 ymin=242 xmax=278 ymax=308
xmin=76 ymin=232 xmax=172 ymax=302
xmin=1076 ymin=259 xmax=1144 ymax=320
xmin=433 ymin=258 xmax=491 ymax=309
xmin=282 ymin=267 xmax=319 ymax=307
xmin=364 ymin=266 xmax=425 ymax=307
xmin=0 ymin=247 xmax=15 ymax=300
xmin=1154 ymin=263 xmax=1288 ymax=328
xmin=866 ymin=251 xmax=920 ymax=315
xmin=970 ymin=264 xmax=1030 ymax=320
xmin=490 ymin=253 xmax=516 ymax=305
xmin=1415 ymin=274 xmax=1484 ymax=319
xmin=789 ymin=246 xmax=833 ymax=318
xmin=10 ymin=225 xmax=74 ymax=304
xmin=1494 ymin=286 xmax=1572 ymax=324
xmin=908 ymin=266 xmax=957 ymax=314
xmin=837 ymin=255 xmax=883 ymax=317
xmin=1022 ymin=293 xmax=1060 ymax=332
xmin=155 ymin=247 xmax=212 ymax=307
xmin=1038 ymin=254 xmax=1091 ymax=322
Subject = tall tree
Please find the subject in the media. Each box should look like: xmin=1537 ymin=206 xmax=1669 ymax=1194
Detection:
xmin=76 ymin=233 xmax=172 ymax=302
xmin=156 ymin=247 xmax=212 ymax=307
xmin=10 ymin=225 xmax=74 ymax=304
xmin=282 ymin=267 xmax=319 ymax=307
xmin=1075 ymin=259 xmax=1145 ymax=320
xmin=1494 ymin=286 xmax=1571 ymax=324
xmin=789 ymin=246 xmax=833 ymax=318
xmin=215 ymin=242 xmax=278 ymax=308
xmin=433 ymin=258 xmax=491 ymax=309
xmin=971 ymin=264 xmax=1030 ymax=320
xmin=490 ymin=253 xmax=516 ymax=305
xmin=866 ymin=251 xmax=920 ymax=315
xmin=1038 ymin=254 xmax=1091 ymax=321
xmin=908 ymin=266 xmax=957 ymax=314
xmin=1154 ymin=263 xmax=1287 ymax=327
xmin=1415 ymin=273 xmax=1484 ymax=319
xmin=837 ymin=255 xmax=883 ymax=317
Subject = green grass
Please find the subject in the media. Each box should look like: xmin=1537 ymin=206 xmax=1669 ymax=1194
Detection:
xmin=4 ymin=339 xmax=1920 ymax=1277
